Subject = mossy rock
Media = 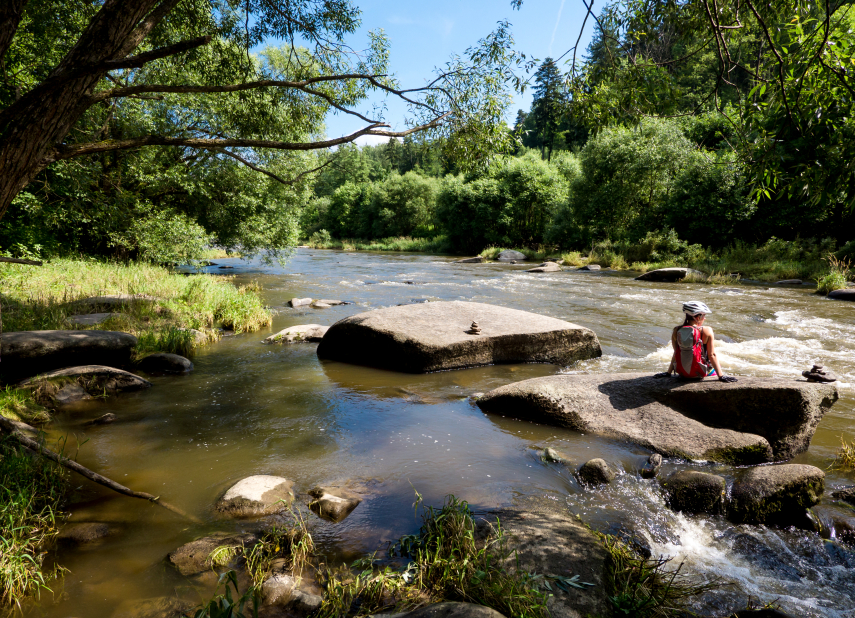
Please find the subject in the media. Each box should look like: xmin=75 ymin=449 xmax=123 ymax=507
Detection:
xmin=660 ymin=470 xmax=725 ymax=515
xmin=729 ymin=464 xmax=824 ymax=525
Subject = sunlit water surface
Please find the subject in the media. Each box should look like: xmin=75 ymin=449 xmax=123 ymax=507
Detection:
xmin=32 ymin=251 xmax=855 ymax=618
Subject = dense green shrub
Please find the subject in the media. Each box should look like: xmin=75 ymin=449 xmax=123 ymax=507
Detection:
xmin=369 ymin=172 xmax=439 ymax=238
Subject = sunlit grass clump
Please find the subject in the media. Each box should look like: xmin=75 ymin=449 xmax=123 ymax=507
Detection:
xmin=830 ymin=437 xmax=855 ymax=471
xmin=0 ymin=435 xmax=67 ymax=609
xmin=815 ymin=255 xmax=851 ymax=295
xmin=0 ymin=259 xmax=272 ymax=356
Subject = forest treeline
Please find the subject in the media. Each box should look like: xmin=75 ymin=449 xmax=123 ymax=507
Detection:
xmin=3 ymin=0 xmax=855 ymax=267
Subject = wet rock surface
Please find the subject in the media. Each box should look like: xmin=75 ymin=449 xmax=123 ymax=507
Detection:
xmin=832 ymin=486 xmax=855 ymax=505
xmin=216 ymin=475 xmax=295 ymax=517
xmin=635 ymin=267 xmax=706 ymax=281
xmin=308 ymin=485 xmax=362 ymax=522
xmin=639 ymin=453 xmax=662 ymax=479
xmin=578 ymin=458 xmax=616 ymax=486
xmin=0 ymin=330 xmax=138 ymax=381
xmin=661 ymin=470 xmax=726 ymax=515
xmin=289 ymin=297 xmax=313 ymax=307
xmin=20 ymin=365 xmax=151 ymax=406
xmin=729 ymin=464 xmax=825 ymax=525
xmin=542 ymin=447 xmax=565 ymax=463
xmin=137 ymin=352 xmax=193 ymax=373
xmin=317 ymin=301 xmax=602 ymax=373
xmin=477 ymin=373 xmax=836 ymax=462
xmin=726 ymin=531 xmax=805 ymax=582
xmin=264 ymin=324 xmax=328 ymax=343
xmin=525 ymin=262 xmax=561 ymax=273
xmin=167 ymin=532 xmax=259 ymax=576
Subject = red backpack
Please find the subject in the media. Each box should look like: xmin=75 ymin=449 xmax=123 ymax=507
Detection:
xmin=675 ymin=326 xmax=711 ymax=378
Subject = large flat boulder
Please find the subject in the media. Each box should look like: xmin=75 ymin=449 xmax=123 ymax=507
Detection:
xmin=0 ymin=330 xmax=137 ymax=382
xmin=216 ymin=475 xmax=295 ymax=518
xmin=19 ymin=365 xmax=151 ymax=406
xmin=477 ymin=374 xmax=837 ymax=463
xmin=634 ymin=267 xmax=705 ymax=282
xmin=316 ymin=301 xmax=601 ymax=373
xmin=827 ymin=289 xmax=855 ymax=301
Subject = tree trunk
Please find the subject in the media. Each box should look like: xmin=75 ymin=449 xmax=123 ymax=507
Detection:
xmin=0 ymin=0 xmax=165 ymax=219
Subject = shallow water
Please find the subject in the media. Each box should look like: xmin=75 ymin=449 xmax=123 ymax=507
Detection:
xmin=32 ymin=251 xmax=855 ymax=617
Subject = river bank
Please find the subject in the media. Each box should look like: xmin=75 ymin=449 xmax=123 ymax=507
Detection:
xmin=0 ymin=259 xmax=274 ymax=607
xmin=301 ymin=235 xmax=853 ymax=287
xmin=1 ymin=251 xmax=854 ymax=617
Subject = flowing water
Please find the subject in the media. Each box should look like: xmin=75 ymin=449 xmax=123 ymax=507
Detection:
xmin=31 ymin=250 xmax=855 ymax=617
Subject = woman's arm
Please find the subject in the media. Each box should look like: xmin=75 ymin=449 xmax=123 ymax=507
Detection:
xmin=703 ymin=327 xmax=730 ymax=380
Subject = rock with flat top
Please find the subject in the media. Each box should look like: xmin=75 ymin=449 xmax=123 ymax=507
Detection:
xmin=263 ymin=324 xmax=328 ymax=343
xmin=66 ymin=312 xmax=119 ymax=326
xmin=454 ymin=257 xmax=485 ymax=263
xmin=827 ymin=289 xmax=855 ymax=301
xmin=661 ymin=470 xmax=726 ymax=514
xmin=634 ymin=267 xmax=706 ymax=282
xmin=312 ymin=302 xmax=332 ymax=308
xmin=497 ymin=250 xmax=527 ymax=262
xmin=216 ymin=475 xmax=295 ymax=517
xmin=289 ymin=298 xmax=313 ymax=307
xmin=578 ymin=264 xmax=601 ymax=271
xmin=317 ymin=301 xmax=601 ymax=373
xmin=308 ymin=485 xmax=362 ymax=522
xmin=526 ymin=262 xmax=562 ymax=273
xmin=137 ymin=352 xmax=193 ymax=373
xmin=20 ymin=365 xmax=151 ymax=406
xmin=0 ymin=330 xmax=138 ymax=381
xmin=477 ymin=373 xmax=837 ymax=463
xmin=167 ymin=532 xmax=259 ymax=576
xmin=729 ymin=464 xmax=825 ymax=525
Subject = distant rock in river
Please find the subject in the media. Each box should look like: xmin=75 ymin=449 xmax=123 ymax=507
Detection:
xmin=316 ymin=301 xmax=601 ymax=373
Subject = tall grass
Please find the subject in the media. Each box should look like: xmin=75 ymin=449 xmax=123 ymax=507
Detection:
xmin=830 ymin=436 xmax=855 ymax=471
xmin=0 ymin=259 xmax=272 ymax=355
xmin=0 ymin=387 xmax=50 ymax=425
xmin=816 ymin=255 xmax=851 ymax=294
xmin=0 ymin=435 xmax=67 ymax=609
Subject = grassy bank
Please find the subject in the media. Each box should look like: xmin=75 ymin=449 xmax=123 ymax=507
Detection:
xmin=303 ymin=234 xmax=852 ymax=286
xmin=0 ymin=258 xmax=273 ymax=356
xmin=0 ymin=258 xmax=273 ymax=609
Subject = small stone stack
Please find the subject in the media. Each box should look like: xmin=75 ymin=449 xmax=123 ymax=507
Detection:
xmin=467 ymin=321 xmax=482 ymax=335
xmin=802 ymin=364 xmax=837 ymax=383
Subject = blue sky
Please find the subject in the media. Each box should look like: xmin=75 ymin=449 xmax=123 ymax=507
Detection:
xmin=323 ymin=0 xmax=596 ymax=145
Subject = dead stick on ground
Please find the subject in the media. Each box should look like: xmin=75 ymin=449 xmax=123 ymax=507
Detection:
xmin=0 ymin=416 xmax=201 ymax=523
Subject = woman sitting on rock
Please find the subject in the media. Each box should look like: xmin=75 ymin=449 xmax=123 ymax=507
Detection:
xmin=656 ymin=301 xmax=738 ymax=383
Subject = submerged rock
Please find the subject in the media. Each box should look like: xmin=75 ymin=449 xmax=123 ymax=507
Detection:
xmin=526 ymin=262 xmax=562 ymax=273
xmin=639 ymin=453 xmax=663 ymax=479
xmin=542 ymin=447 xmax=565 ymax=463
xmin=832 ymin=486 xmax=855 ymax=505
xmin=0 ymin=330 xmax=138 ymax=381
xmin=578 ymin=458 xmax=616 ymax=486
xmin=317 ymin=301 xmax=602 ymax=373
xmin=137 ymin=352 xmax=193 ymax=373
xmin=660 ymin=470 xmax=726 ymax=515
xmin=476 ymin=373 xmax=836 ymax=463
xmin=634 ymin=267 xmax=706 ymax=282
xmin=20 ymin=365 xmax=151 ymax=407
xmin=729 ymin=464 xmax=825 ymax=525
xmin=263 ymin=324 xmax=328 ymax=343
xmin=726 ymin=531 xmax=805 ymax=582
xmin=216 ymin=475 xmax=295 ymax=518
xmin=307 ymin=485 xmax=362 ymax=522
xmin=454 ymin=257 xmax=485 ymax=263
xmin=58 ymin=522 xmax=115 ymax=545
xmin=385 ymin=603 xmax=507 ymax=618
xmin=496 ymin=250 xmax=527 ymax=262
xmin=167 ymin=532 xmax=259 ymax=576
xmin=86 ymin=412 xmax=117 ymax=426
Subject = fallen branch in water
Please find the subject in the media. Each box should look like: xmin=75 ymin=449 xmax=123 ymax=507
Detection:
xmin=0 ymin=415 xmax=201 ymax=523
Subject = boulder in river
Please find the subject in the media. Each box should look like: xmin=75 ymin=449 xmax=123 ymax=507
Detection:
xmin=634 ymin=267 xmax=706 ymax=282
xmin=263 ymin=324 xmax=328 ymax=343
xmin=289 ymin=298 xmax=313 ymax=307
xmin=776 ymin=279 xmax=803 ymax=285
xmin=20 ymin=365 xmax=151 ymax=407
xmin=86 ymin=412 xmax=117 ymax=426
xmin=525 ymin=262 xmax=561 ymax=273
xmin=216 ymin=475 xmax=295 ymax=518
xmin=660 ymin=470 xmax=726 ymax=515
xmin=542 ymin=447 xmax=565 ymax=463
xmin=312 ymin=302 xmax=332 ymax=308
xmin=167 ymin=532 xmax=259 ymax=576
xmin=729 ymin=464 xmax=825 ymax=526
xmin=577 ymin=264 xmax=601 ymax=271
xmin=137 ymin=352 xmax=193 ymax=373
xmin=827 ymin=288 xmax=855 ymax=301
xmin=476 ymin=373 xmax=837 ymax=463
xmin=578 ymin=458 xmax=616 ymax=486
xmin=496 ymin=250 xmax=527 ymax=262
xmin=639 ymin=453 xmax=663 ymax=479
xmin=454 ymin=257 xmax=485 ymax=263
xmin=832 ymin=486 xmax=855 ymax=505
xmin=316 ymin=301 xmax=602 ymax=373
xmin=262 ymin=574 xmax=323 ymax=616
xmin=308 ymin=485 xmax=362 ymax=522
xmin=0 ymin=330 xmax=138 ymax=381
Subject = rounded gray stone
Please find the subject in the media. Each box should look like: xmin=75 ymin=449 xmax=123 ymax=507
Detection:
xmin=137 ymin=353 xmax=193 ymax=373
xmin=216 ymin=475 xmax=295 ymax=517
xmin=729 ymin=464 xmax=825 ymax=525
xmin=634 ymin=267 xmax=706 ymax=282
xmin=578 ymin=458 xmax=616 ymax=486
xmin=660 ymin=470 xmax=726 ymax=514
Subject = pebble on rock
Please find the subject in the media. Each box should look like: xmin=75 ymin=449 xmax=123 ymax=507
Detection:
xmin=216 ymin=475 xmax=295 ymax=518
xmin=578 ymin=458 xmax=616 ymax=486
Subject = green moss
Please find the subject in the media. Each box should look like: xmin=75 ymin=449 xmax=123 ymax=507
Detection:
xmin=706 ymin=443 xmax=771 ymax=465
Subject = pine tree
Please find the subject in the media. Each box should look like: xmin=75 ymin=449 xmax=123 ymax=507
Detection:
xmin=530 ymin=58 xmax=565 ymax=161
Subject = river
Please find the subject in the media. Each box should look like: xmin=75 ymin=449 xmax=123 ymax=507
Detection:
xmin=38 ymin=250 xmax=855 ymax=618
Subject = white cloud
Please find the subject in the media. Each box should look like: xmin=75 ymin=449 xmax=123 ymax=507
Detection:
xmin=354 ymin=134 xmax=399 ymax=147
xmin=549 ymin=0 xmax=567 ymax=57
